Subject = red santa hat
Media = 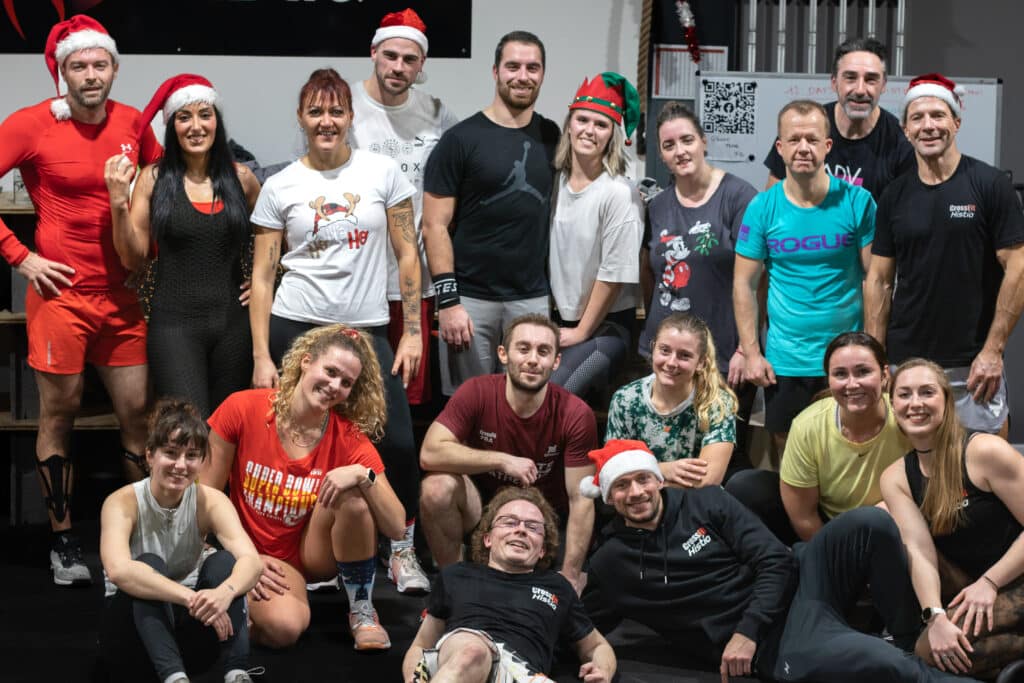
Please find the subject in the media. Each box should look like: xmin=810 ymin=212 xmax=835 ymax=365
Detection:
xmin=580 ymin=439 xmax=664 ymax=503
xmin=45 ymin=15 xmax=120 ymax=121
xmin=371 ymin=8 xmax=428 ymax=55
xmin=139 ymin=74 xmax=219 ymax=130
xmin=902 ymin=72 xmax=965 ymax=121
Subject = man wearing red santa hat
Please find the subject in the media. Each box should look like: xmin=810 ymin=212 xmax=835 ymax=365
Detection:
xmin=0 ymin=14 xmax=161 ymax=587
xmin=348 ymin=7 xmax=460 ymax=596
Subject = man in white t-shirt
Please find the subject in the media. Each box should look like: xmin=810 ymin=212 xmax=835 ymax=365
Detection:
xmin=349 ymin=6 xmax=459 ymax=595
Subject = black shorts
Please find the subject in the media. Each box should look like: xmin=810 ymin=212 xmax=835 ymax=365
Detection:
xmin=764 ymin=376 xmax=828 ymax=434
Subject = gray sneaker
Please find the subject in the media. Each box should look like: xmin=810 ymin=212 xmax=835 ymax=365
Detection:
xmin=50 ymin=534 xmax=92 ymax=586
xmin=388 ymin=547 xmax=431 ymax=594
xmin=224 ymin=667 xmax=265 ymax=683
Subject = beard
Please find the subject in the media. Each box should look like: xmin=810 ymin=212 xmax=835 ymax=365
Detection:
xmin=497 ymin=80 xmax=540 ymax=112
xmin=67 ymin=80 xmax=112 ymax=110
xmin=506 ymin=366 xmax=550 ymax=394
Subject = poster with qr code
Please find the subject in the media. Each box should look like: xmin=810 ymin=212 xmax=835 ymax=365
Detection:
xmin=700 ymin=79 xmax=758 ymax=162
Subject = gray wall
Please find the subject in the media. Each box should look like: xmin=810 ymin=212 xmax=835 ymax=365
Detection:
xmin=903 ymin=1 xmax=1024 ymax=441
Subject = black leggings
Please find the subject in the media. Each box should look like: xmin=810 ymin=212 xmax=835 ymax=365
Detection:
xmin=763 ymin=507 xmax=978 ymax=682
xmin=148 ymin=305 xmax=253 ymax=418
xmin=99 ymin=551 xmax=248 ymax=682
xmin=551 ymin=310 xmax=633 ymax=401
xmin=269 ymin=315 xmax=419 ymax=521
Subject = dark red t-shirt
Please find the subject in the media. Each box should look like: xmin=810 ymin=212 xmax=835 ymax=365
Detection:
xmin=435 ymin=374 xmax=597 ymax=513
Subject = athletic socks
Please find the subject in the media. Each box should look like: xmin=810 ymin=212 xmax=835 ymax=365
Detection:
xmin=338 ymin=557 xmax=376 ymax=610
xmin=390 ymin=520 xmax=416 ymax=555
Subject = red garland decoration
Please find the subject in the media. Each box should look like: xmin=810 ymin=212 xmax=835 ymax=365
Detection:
xmin=676 ymin=0 xmax=701 ymax=64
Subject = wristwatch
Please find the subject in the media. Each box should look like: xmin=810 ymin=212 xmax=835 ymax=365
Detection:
xmin=921 ymin=606 xmax=945 ymax=624
xmin=361 ymin=468 xmax=377 ymax=489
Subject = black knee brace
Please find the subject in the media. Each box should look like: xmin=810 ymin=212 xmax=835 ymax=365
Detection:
xmin=122 ymin=448 xmax=147 ymax=474
xmin=36 ymin=454 xmax=72 ymax=523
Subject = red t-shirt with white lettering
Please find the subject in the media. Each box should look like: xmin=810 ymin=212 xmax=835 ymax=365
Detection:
xmin=0 ymin=99 xmax=161 ymax=289
xmin=435 ymin=374 xmax=597 ymax=514
xmin=208 ymin=389 xmax=384 ymax=562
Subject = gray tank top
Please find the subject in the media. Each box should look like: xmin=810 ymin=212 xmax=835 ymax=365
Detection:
xmin=103 ymin=478 xmax=205 ymax=596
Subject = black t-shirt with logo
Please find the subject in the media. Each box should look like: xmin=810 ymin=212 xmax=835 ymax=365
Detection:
xmin=763 ymin=102 xmax=915 ymax=201
xmin=873 ymin=155 xmax=1024 ymax=365
xmin=424 ymin=111 xmax=560 ymax=301
xmin=427 ymin=562 xmax=594 ymax=674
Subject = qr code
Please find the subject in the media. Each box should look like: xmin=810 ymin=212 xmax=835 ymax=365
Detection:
xmin=701 ymin=81 xmax=756 ymax=135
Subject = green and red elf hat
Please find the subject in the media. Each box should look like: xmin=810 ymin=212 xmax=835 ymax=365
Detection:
xmin=569 ymin=71 xmax=641 ymax=144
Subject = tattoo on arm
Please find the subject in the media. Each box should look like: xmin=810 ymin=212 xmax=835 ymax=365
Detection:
xmin=392 ymin=199 xmax=416 ymax=244
xmin=402 ymin=275 xmax=420 ymax=336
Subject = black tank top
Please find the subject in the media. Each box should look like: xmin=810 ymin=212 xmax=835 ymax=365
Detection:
xmin=150 ymin=190 xmax=245 ymax=317
xmin=904 ymin=436 xmax=1022 ymax=578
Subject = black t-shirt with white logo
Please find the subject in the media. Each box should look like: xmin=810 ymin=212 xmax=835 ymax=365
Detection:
xmin=424 ymin=111 xmax=560 ymax=301
xmin=763 ymin=103 xmax=915 ymax=201
xmin=873 ymin=155 xmax=1024 ymax=365
xmin=427 ymin=562 xmax=594 ymax=674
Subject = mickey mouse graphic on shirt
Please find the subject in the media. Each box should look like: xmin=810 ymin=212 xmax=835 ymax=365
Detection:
xmin=658 ymin=229 xmax=692 ymax=311
xmin=657 ymin=219 xmax=721 ymax=311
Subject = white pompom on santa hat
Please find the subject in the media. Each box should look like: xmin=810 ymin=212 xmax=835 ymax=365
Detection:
xmin=371 ymin=7 xmax=429 ymax=84
xmin=45 ymin=14 xmax=120 ymax=121
xmin=139 ymin=74 xmax=218 ymax=132
xmin=580 ymin=439 xmax=664 ymax=503
xmin=902 ymin=72 xmax=966 ymax=121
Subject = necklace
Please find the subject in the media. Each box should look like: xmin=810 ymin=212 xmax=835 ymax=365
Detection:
xmin=282 ymin=411 xmax=329 ymax=448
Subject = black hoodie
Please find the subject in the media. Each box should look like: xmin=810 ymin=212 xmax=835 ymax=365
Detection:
xmin=586 ymin=487 xmax=797 ymax=663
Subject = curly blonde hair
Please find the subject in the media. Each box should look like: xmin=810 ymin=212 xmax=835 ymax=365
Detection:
xmin=470 ymin=487 xmax=560 ymax=571
xmin=271 ymin=324 xmax=386 ymax=441
xmin=652 ymin=313 xmax=737 ymax=432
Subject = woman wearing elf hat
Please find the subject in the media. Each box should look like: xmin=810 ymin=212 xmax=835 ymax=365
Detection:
xmin=105 ymin=74 xmax=261 ymax=417
xmin=548 ymin=72 xmax=643 ymax=401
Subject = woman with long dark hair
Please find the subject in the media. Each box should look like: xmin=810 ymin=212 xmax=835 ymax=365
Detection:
xmin=106 ymin=74 xmax=260 ymax=416
xmin=881 ymin=359 xmax=1024 ymax=679
xmin=641 ymin=101 xmax=759 ymax=463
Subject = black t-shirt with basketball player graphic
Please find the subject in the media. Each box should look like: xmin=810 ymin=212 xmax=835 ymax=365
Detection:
xmin=424 ymin=111 xmax=560 ymax=301
xmin=873 ymin=155 xmax=1024 ymax=366
xmin=763 ymin=103 xmax=915 ymax=201
xmin=427 ymin=562 xmax=594 ymax=674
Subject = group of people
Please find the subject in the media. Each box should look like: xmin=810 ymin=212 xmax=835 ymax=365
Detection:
xmin=1 ymin=6 xmax=1023 ymax=683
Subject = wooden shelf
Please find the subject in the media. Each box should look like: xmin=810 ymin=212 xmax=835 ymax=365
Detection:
xmin=0 ymin=410 xmax=120 ymax=431
xmin=0 ymin=196 xmax=34 ymax=215
xmin=0 ymin=310 xmax=26 ymax=324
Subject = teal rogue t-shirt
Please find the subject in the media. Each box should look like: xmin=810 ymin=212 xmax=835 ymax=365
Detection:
xmin=735 ymin=176 xmax=875 ymax=376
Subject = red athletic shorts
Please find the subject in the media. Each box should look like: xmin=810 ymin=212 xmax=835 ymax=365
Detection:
xmin=26 ymin=287 xmax=147 ymax=374
xmin=387 ymin=297 xmax=433 ymax=405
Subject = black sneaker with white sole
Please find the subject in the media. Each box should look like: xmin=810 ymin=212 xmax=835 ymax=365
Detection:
xmin=50 ymin=533 xmax=92 ymax=586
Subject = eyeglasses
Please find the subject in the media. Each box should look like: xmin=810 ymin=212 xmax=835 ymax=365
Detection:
xmin=491 ymin=515 xmax=545 ymax=535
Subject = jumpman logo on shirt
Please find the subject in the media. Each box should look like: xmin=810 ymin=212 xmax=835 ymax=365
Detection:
xmin=481 ymin=140 xmax=545 ymax=205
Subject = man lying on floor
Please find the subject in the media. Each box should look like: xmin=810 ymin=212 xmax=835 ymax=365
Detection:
xmin=582 ymin=439 xmax=980 ymax=682
xmin=402 ymin=486 xmax=615 ymax=683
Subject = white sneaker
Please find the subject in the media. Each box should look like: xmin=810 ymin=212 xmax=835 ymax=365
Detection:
xmin=51 ymin=533 xmax=92 ymax=586
xmin=388 ymin=547 xmax=431 ymax=594
xmin=305 ymin=575 xmax=340 ymax=592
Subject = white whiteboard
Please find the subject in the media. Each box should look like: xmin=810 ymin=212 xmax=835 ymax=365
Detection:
xmin=696 ymin=71 xmax=1003 ymax=190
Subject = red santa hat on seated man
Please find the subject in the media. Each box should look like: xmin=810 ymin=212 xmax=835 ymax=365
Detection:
xmin=45 ymin=14 xmax=120 ymax=121
xmin=901 ymin=72 xmax=965 ymax=122
xmin=580 ymin=439 xmax=664 ymax=503
xmin=139 ymin=74 xmax=219 ymax=132
xmin=371 ymin=8 xmax=429 ymax=83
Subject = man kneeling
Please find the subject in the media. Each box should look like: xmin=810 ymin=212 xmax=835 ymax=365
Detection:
xmin=403 ymin=487 xmax=615 ymax=683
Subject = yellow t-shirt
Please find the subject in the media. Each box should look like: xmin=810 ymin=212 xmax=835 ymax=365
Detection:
xmin=781 ymin=395 xmax=908 ymax=518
